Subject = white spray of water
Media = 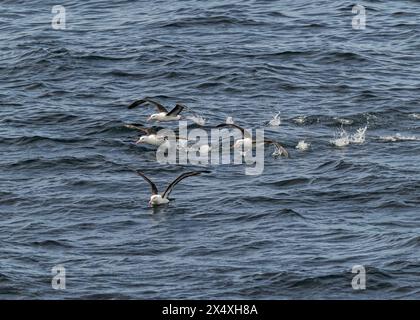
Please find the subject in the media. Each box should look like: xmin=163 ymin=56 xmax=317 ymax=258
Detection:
xmin=330 ymin=126 xmax=367 ymax=147
xmin=330 ymin=128 xmax=350 ymax=147
xmin=410 ymin=113 xmax=420 ymax=120
xmin=351 ymin=126 xmax=367 ymax=144
xmin=296 ymin=140 xmax=310 ymax=151
xmin=268 ymin=112 xmax=281 ymax=127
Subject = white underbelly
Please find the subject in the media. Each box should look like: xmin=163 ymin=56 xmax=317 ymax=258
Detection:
xmin=145 ymin=135 xmax=165 ymax=145
xmin=151 ymin=197 xmax=170 ymax=205
xmin=157 ymin=115 xmax=180 ymax=121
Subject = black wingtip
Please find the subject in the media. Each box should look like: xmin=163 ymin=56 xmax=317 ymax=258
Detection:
xmin=128 ymin=99 xmax=148 ymax=109
xmin=128 ymin=102 xmax=139 ymax=109
xmin=215 ymin=123 xmax=239 ymax=128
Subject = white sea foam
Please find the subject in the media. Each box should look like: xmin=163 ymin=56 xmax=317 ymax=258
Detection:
xmin=410 ymin=113 xmax=420 ymax=120
xmin=335 ymin=117 xmax=353 ymax=125
xmin=379 ymin=133 xmax=419 ymax=142
xmin=293 ymin=115 xmax=307 ymax=124
xmin=226 ymin=116 xmax=234 ymax=124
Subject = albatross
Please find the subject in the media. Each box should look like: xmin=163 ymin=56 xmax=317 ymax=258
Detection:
xmin=125 ymin=124 xmax=166 ymax=146
xmin=125 ymin=124 xmax=187 ymax=146
xmin=216 ymin=123 xmax=289 ymax=157
xmin=136 ymin=170 xmax=210 ymax=206
xmin=128 ymin=98 xmax=186 ymax=122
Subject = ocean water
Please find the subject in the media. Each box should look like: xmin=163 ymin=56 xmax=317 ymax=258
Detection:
xmin=1 ymin=0 xmax=419 ymax=299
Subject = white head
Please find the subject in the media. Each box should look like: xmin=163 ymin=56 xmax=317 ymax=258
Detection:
xmin=136 ymin=136 xmax=146 ymax=144
xmin=147 ymin=114 xmax=159 ymax=122
xmin=149 ymin=194 xmax=161 ymax=206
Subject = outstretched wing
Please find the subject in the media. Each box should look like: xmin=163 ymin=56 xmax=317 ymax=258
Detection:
xmin=128 ymin=98 xmax=168 ymax=113
xmin=136 ymin=171 xmax=159 ymax=195
xmin=216 ymin=123 xmax=251 ymax=139
xmin=265 ymin=139 xmax=289 ymax=158
xmin=166 ymin=104 xmax=185 ymax=117
xmin=162 ymin=171 xmax=210 ymax=199
xmin=124 ymin=124 xmax=157 ymax=135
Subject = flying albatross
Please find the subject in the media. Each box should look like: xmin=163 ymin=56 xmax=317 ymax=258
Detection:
xmin=136 ymin=170 xmax=210 ymax=206
xmin=216 ymin=123 xmax=289 ymax=157
xmin=128 ymin=98 xmax=186 ymax=122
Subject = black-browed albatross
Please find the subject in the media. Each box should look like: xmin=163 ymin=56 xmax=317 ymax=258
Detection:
xmin=136 ymin=170 xmax=210 ymax=206
xmin=125 ymin=124 xmax=187 ymax=146
xmin=128 ymin=98 xmax=186 ymax=122
xmin=125 ymin=124 xmax=166 ymax=146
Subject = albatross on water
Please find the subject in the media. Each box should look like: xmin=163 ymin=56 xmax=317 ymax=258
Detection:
xmin=136 ymin=170 xmax=210 ymax=206
xmin=128 ymin=98 xmax=186 ymax=122
xmin=125 ymin=124 xmax=187 ymax=146
xmin=216 ymin=123 xmax=289 ymax=157
xmin=125 ymin=124 xmax=165 ymax=146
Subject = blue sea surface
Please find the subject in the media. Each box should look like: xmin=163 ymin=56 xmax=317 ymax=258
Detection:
xmin=0 ymin=0 xmax=419 ymax=299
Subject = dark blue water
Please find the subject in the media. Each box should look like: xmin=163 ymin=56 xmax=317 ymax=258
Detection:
xmin=1 ymin=0 xmax=419 ymax=299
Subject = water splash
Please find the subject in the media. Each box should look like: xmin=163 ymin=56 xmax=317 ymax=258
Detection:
xmin=296 ymin=140 xmax=310 ymax=151
xmin=331 ymin=126 xmax=367 ymax=147
xmin=330 ymin=127 xmax=350 ymax=147
xmin=351 ymin=126 xmax=367 ymax=144
xmin=268 ymin=112 xmax=281 ymax=127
